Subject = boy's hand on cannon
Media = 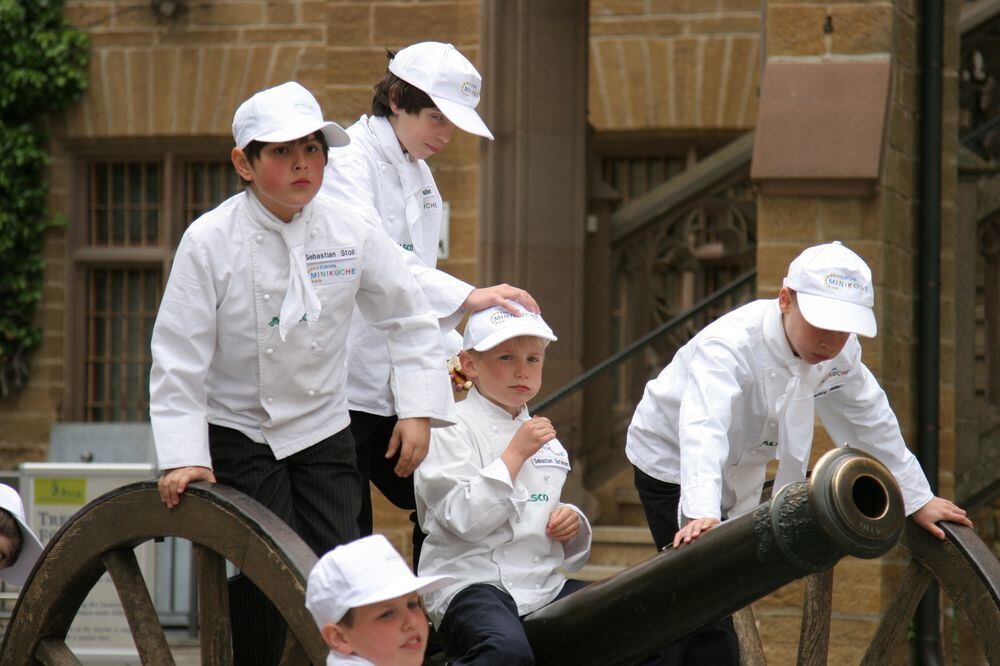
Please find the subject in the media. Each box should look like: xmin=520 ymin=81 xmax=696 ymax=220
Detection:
xmin=546 ymin=506 xmax=580 ymax=543
xmin=387 ymin=417 xmax=430 ymax=477
xmin=672 ymin=517 xmax=720 ymax=549
xmin=912 ymin=496 xmax=974 ymax=540
xmin=158 ymin=466 xmax=216 ymax=509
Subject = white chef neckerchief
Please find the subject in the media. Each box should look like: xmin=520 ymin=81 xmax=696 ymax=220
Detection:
xmin=245 ymin=189 xmax=321 ymax=341
xmin=369 ymin=115 xmax=424 ymax=229
xmin=773 ymin=358 xmax=824 ymax=493
xmin=764 ymin=300 xmax=825 ymax=494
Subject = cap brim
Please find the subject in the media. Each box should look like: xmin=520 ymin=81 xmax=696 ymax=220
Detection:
xmin=355 ymin=573 xmax=455 ymax=609
xmin=430 ymin=96 xmax=494 ymax=140
xmin=254 ymin=120 xmax=350 ymax=148
xmin=797 ymin=292 xmax=877 ymax=338
xmin=0 ymin=519 xmax=44 ymax=587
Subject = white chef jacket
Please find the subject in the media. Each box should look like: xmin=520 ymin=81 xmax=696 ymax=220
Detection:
xmin=626 ymin=299 xmax=934 ymax=522
xmin=149 ymin=189 xmax=455 ymax=471
xmin=415 ymin=387 xmax=592 ymax=627
xmin=322 ymin=115 xmax=474 ymax=416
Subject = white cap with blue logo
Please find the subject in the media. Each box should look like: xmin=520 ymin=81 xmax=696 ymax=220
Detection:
xmin=462 ymin=300 xmax=557 ymax=352
xmin=783 ymin=241 xmax=877 ymax=338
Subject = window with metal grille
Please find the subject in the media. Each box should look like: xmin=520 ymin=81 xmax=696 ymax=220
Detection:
xmin=72 ymin=152 xmax=241 ymax=422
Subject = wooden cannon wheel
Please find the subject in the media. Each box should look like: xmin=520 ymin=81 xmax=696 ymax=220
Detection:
xmin=734 ymin=520 xmax=1000 ymax=665
xmin=0 ymin=481 xmax=327 ymax=665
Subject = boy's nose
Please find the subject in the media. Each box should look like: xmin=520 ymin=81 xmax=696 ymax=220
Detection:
xmin=439 ymin=123 xmax=455 ymax=144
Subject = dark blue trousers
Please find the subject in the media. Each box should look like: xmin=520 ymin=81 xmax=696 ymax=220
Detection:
xmin=209 ymin=424 xmax=362 ymax=666
xmin=348 ymin=409 xmax=425 ymax=569
xmin=438 ymin=579 xmax=589 ymax=665
xmin=633 ymin=465 xmax=740 ymax=666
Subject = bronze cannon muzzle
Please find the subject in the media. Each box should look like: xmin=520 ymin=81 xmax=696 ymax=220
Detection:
xmin=522 ymin=448 xmax=905 ymax=665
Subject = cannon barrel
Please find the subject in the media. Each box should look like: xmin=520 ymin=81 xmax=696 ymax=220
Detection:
xmin=522 ymin=448 xmax=905 ymax=665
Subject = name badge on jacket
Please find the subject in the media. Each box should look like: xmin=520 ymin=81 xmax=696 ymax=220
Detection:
xmin=531 ymin=439 xmax=571 ymax=471
xmin=307 ymin=247 xmax=359 ymax=285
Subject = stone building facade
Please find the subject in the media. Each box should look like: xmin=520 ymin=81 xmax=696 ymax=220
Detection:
xmin=0 ymin=0 xmax=993 ymax=662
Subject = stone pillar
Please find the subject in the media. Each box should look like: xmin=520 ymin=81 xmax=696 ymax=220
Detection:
xmin=480 ymin=0 xmax=589 ymax=391
xmin=479 ymin=0 xmax=589 ymax=508
xmin=752 ymin=1 xmax=961 ymax=662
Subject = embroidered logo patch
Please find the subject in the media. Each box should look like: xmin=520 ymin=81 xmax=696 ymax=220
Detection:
xmin=460 ymin=81 xmax=480 ymax=99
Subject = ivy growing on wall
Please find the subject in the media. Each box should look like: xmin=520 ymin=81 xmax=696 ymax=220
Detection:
xmin=0 ymin=0 xmax=88 ymax=395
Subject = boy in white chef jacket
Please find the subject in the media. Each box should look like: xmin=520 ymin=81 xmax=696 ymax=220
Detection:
xmin=305 ymin=534 xmax=453 ymax=666
xmin=627 ymin=241 xmax=973 ymax=664
xmin=321 ymin=41 xmax=537 ymax=564
xmin=149 ymin=81 xmax=454 ymax=664
xmin=414 ymin=301 xmax=592 ymax=665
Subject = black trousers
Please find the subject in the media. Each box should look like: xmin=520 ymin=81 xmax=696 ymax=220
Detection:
xmin=348 ymin=409 xmax=425 ymax=568
xmin=438 ymin=580 xmax=589 ymax=665
xmin=209 ymin=424 xmax=362 ymax=666
xmin=633 ymin=465 xmax=740 ymax=666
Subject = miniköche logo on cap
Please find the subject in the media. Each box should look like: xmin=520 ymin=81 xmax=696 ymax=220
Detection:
xmin=460 ymin=81 xmax=479 ymax=99
xmin=823 ymin=272 xmax=871 ymax=294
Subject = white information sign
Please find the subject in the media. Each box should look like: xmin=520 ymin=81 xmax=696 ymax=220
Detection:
xmin=21 ymin=463 xmax=157 ymax=663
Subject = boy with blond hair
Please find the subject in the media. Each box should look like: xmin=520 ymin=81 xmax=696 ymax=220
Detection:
xmin=415 ymin=301 xmax=591 ymax=665
xmin=149 ymin=81 xmax=454 ymax=663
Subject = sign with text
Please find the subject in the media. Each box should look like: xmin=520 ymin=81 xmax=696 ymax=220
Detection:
xmin=21 ymin=463 xmax=157 ymax=663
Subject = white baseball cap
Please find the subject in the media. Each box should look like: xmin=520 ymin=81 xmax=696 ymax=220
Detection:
xmin=305 ymin=535 xmax=452 ymax=627
xmin=232 ymin=81 xmax=350 ymax=150
xmin=389 ymin=42 xmax=494 ymax=140
xmin=0 ymin=484 xmax=44 ymax=587
xmin=463 ymin=300 xmax=557 ymax=352
xmin=783 ymin=241 xmax=877 ymax=338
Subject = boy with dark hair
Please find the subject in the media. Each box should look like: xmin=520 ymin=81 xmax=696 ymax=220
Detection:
xmin=322 ymin=43 xmax=537 ymax=564
xmin=627 ymin=241 xmax=973 ymax=664
xmin=0 ymin=484 xmax=44 ymax=587
xmin=305 ymin=534 xmax=452 ymax=666
xmin=150 ymin=81 xmax=454 ymax=663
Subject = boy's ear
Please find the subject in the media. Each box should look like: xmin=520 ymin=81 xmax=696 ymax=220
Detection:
xmin=388 ymin=85 xmax=403 ymax=116
xmin=778 ymin=286 xmax=793 ymax=314
xmin=321 ymin=623 xmax=355 ymax=656
xmin=231 ymin=147 xmax=254 ymax=182
xmin=458 ymin=350 xmax=478 ymax=379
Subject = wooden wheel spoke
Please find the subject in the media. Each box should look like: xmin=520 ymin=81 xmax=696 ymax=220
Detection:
xmin=860 ymin=557 xmax=934 ymax=665
xmin=194 ymin=543 xmax=234 ymax=666
xmin=102 ymin=549 xmax=175 ymax=665
xmin=732 ymin=605 xmax=766 ymax=666
xmin=797 ymin=569 xmax=834 ymax=666
xmin=35 ymin=638 xmax=83 ymax=666
xmin=278 ymin=623 xmax=311 ymax=666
